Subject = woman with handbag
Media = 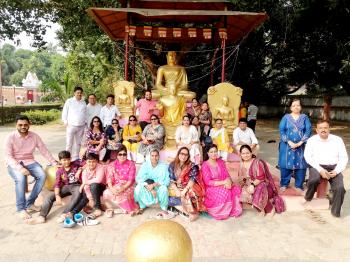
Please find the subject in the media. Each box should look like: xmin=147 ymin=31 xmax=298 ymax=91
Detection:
xmin=278 ymin=99 xmax=312 ymax=192
xmin=122 ymin=115 xmax=142 ymax=161
xmin=239 ymin=145 xmax=285 ymax=215
xmin=168 ymin=147 xmax=206 ymax=222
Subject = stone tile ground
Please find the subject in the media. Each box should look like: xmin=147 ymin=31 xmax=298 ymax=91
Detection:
xmin=0 ymin=119 xmax=349 ymax=262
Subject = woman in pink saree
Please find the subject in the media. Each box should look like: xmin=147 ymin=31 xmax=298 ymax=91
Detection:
xmin=202 ymin=144 xmax=242 ymax=220
xmin=239 ymin=145 xmax=285 ymax=215
xmin=103 ymin=145 xmax=139 ymax=217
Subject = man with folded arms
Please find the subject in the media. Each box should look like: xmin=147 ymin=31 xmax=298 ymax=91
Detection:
xmin=304 ymin=120 xmax=348 ymax=217
xmin=5 ymin=115 xmax=58 ymax=220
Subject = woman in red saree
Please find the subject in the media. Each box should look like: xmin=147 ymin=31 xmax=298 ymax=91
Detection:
xmin=168 ymin=147 xmax=206 ymax=221
xmin=239 ymin=145 xmax=284 ymax=215
xmin=202 ymin=144 xmax=242 ymax=220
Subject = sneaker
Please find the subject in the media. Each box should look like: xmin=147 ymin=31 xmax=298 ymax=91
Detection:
xmin=78 ymin=217 xmax=100 ymax=226
xmin=26 ymin=205 xmax=41 ymax=213
xmin=26 ymin=216 xmax=46 ymax=225
xmin=73 ymin=213 xmax=84 ymax=223
xmin=62 ymin=217 xmax=76 ymax=228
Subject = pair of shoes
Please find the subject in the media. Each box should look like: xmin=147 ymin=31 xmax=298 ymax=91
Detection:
xmin=26 ymin=215 xmax=46 ymax=225
xmin=77 ymin=217 xmax=100 ymax=226
xmin=26 ymin=205 xmax=41 ymax=213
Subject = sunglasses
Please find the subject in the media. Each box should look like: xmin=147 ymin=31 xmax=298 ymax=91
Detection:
xmin=112 ymin=122 xmax=118 ymax=125
xmin=129 ymin=119 xmax=136 ymax=121
xmin=179 ymin=152 xmax=189 ymax=156
xmin=118 ymin=153 xmax=127 ymax=156
xmin=151 ymin=118 xmax=158 ymax=120
xmin=93 ymin=120 xmax=100 ymax=123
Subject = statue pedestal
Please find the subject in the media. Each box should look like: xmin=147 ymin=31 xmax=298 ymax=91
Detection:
xmin=163 ymin=123 xmax=178 ymax=148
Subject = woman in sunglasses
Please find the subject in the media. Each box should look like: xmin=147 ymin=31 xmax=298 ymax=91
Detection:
xmin=104 ymin=118 xmax=123 ymax=161
xmin=168 ymin=147 xmax=206 ymax=221
xmin=138 ymin=114 xmax=165 ymax=157
xmin=122 ymin=115 xmax=142 ymax=161
xmin=84 ymin=116 xmax=106 ymax=161
xmin=103 ymin=145 xmax=140 ymax=217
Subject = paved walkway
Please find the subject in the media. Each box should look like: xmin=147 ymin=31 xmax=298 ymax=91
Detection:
xmin=0 ymin=119 xmax=349 ymax=262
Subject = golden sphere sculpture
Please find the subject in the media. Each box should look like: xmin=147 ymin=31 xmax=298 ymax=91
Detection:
xmin=125 ymin=220 xmax=193 ymax=262
xmin=44 ymin=166 xmax=58 ymax=191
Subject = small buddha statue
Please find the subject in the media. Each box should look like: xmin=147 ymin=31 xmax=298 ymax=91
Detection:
xmin=153 ymin=51 xmax=195 ymax=101
xmin=214 ymin=96 xmax=235 ymax=129
xmin=118 ymin=86 xmax=131 ymax=105
xmin=114 ymin=80 xmax=134 ymax=118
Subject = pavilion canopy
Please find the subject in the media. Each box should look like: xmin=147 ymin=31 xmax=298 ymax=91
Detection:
xmin=87 ymin=6 xmax=268 ymax=43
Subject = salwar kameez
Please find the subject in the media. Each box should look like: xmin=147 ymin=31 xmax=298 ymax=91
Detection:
xmin=134 ymin=159 xmax=170 ymax=211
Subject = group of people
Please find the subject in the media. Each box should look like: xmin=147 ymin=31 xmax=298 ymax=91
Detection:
xmin=278 ymin=99 xmax=348 ymax=217
xmin=4 ymin=88 xmax=348 ymax=226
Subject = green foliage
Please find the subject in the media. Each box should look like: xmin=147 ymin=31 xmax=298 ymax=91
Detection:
xmin=22 ymin=109 xmax=61 ymax=125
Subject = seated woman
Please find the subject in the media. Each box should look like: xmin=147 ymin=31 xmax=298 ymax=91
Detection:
xmin=168 ymin=147 xmax=206 ymax=221
xmin=175 ymin=115 xmax=201 ymax=164
xmin=202 ymin=144 xmax=242 ymax=220
xmin=134 ymin=149 xmax=175 ymax=219
xmin=104 ymin=118 xmax=123 ymax=161
xmin=122 ymin=115 xmax=142 ymax=161
xmin=84 ymin=116 xmax=106 ymax=161
xmin=138 ymin=114 xmax=165 ymax=157
xmin=209 ymin=118 xmax=232 ymax=161
xmin=239 ymin=145 xmax=284 ymax=215
xmin=103 ymin=145 xmax=140 ymax=217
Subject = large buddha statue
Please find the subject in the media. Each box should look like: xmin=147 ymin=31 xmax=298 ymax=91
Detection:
xmin=156 ymin=79 xmax=186 ymax=147
xmin=153 ymin=51 xmax=195 ymax=101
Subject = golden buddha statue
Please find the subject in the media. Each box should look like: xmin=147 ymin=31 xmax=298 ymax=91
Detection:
xmin=208 ymin=82 xmax=243 ymax=136
xmin=114 ymin=80 xmax=134 ymax=118
xmin=153 ymin=51 xmax=195 ymax=101
xmin=156 ymin=81 xmax=186 ymax=147
xmin=214 ymin=96 xmax=235 ymax=129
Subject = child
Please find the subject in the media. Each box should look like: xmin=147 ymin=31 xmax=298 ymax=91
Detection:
xmin=27 ymin=150 xmax=88 ymax=224
xmin=80 ymin=153 xmax=106 ymax=217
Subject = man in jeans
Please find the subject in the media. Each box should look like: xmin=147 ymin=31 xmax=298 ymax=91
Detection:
xmin=5 ymin=115 xmax=58 ymax=220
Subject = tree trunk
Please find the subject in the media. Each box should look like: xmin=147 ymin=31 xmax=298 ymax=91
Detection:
xmin=322 ymin=94 xmax=332 ymax=121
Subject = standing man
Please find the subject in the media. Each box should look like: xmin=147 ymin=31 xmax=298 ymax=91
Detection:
xmin=247 ymin=102 xmax=258 ymax=132
xmin=100 ymin=94 xmax=121 ymax=128
xmin=135 ymin=90 xmax=157 ymax=130
xmin=5 ymin=115 xmax=58 ymax=220
xmin=304 ymin=120 xmax=348 ymax=217
xmin=233 ymin=118 xmax=259 ymax=154
xmin=86 ymin=93 xmax=102 ymax=126
xmin=62 ymin=86 xmax=87 ymax=161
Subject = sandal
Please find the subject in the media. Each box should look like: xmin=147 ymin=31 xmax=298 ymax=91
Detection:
xmin=106 ymin=209 xmax=114 ymax=218
xmin=130 ymin=208 xmax=144 ymax=217
xmin=154 ymin=211 xmax=176 ymax=220
xmin=19 ymin=210 xmax=31 ymax=220
xmin=113 ymin=208 xmax=126 ymax=215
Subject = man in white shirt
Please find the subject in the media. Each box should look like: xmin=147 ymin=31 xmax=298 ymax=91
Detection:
xmin=62 ymin=86 xmax=87 ymax=161
xmin=86 ymin=94 xmax=102 ymax=126
xmin=304 ymin=120 xmax=348 ymax=217
xmin=233 ymin=118 xmax=259 ymax=154
xmin=247 ymin=103 xmax=258 ymax=132
xmin=99 ymin=94 xmax=121 ymax=128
